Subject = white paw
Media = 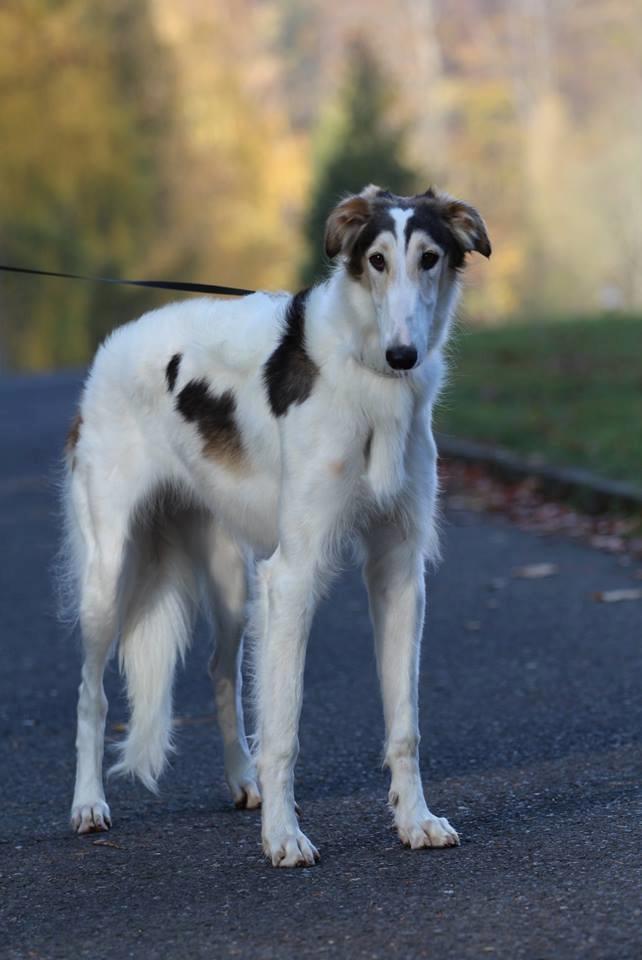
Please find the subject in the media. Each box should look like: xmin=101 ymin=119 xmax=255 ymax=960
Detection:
xmin=262 ymin=828 xmax=320 ymax=868
xmin=395 ymin=803 xmax=460 ymax=849
xmin=71 ymin=800 xmax=112 ymax=834
xmin=389 ymin=790 xmax=459 ymax=850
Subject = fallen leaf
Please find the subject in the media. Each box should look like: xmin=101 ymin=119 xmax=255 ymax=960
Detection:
xmin=594 ymin=589 xmax=642 ymax=603
xmin=512 ymin=563 xmax=559 ymax=579
xmin=92 ymin=839 xmax=121 ymax=849
xmin=488 ymin=577 xmax=507 ymax=590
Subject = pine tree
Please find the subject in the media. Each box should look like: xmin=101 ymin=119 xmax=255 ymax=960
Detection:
xmin=300 ymin=42 xmax=418 ymax=286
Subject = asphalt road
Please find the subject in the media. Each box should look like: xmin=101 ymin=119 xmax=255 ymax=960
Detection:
xmin=1 ymin=372 xmax=641 ymax=960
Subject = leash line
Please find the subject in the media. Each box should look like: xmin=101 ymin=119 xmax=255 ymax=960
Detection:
xmin=0 ymin=263 xmax=255 ymax=298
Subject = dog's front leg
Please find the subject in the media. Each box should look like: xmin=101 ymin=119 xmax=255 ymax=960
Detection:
xmin=364 ymin=521 xmax=460 ymax=850
xmin=254 ymin=425 xmax=358 ymax=867
xmin=254 ymin=547 xmax=321 ymax=866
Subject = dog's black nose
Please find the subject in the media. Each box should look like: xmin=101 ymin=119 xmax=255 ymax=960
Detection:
xmin=385 ymin=345 xmax=418 ymax=371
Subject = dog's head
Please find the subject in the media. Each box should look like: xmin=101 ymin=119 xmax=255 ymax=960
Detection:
xmin=324 ymin=185 xmax=490 ymax=374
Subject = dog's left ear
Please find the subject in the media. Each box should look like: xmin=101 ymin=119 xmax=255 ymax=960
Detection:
xmin=324 ymin=185 xmax=380 ymax=259
xmin=442 ymin=199 xmax=491 ymax=258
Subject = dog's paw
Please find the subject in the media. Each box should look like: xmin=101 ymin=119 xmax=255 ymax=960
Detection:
xmin=396 ymin=811 xmax=459 ymax=849
xmin=232 ymin=779 xmax=262 ymax=810
xmin=225 ymin=747 xmax=262 ymax=810
xmin=71 ymin=800 xmax=112 ymax=835
xmin=262 ymin=828 xmax=320 ymax=868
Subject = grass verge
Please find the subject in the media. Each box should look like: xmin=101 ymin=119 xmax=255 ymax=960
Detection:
xmin=436 ymin=313 xmax=642 ymax=488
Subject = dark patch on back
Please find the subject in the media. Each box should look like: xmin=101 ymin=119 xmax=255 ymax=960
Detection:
xmin=176 ymin=379 xmax=244 ymax=466
xmin=165 ymin=353 xmax=181 ymax=392
xmin=404 ymin=203 xmax=466 ymax=270
xmin=263 ymin=290 xmax=319 ymax=417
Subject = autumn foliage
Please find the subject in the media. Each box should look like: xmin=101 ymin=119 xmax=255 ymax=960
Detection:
xmin=0 ymin=0 xmax=640 ymax=371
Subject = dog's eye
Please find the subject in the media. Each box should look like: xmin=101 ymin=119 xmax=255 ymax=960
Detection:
xmin=420 ymin=251 xmax=439 ymax=271
xmin=369 ymin=252 xmax=386 ymax=272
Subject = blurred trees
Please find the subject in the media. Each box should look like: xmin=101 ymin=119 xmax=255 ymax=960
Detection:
xmin=0 ymin=0 xmax=180 ymax=370
xmin=277 ymin=0 xmax=642 ymax=318
xmin=0 ymin=0 xmax=308 ymax=371
xmin=0 ymin=0 xmax=640 ymax=372
xmin=152 ymin=0 xmax=308 ymax=294
xmin=300 ymin=43 xmax=418 ymax=285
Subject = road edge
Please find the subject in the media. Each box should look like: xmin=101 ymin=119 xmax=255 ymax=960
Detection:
xmin=436 ymin=434 xmax=642 ymax=514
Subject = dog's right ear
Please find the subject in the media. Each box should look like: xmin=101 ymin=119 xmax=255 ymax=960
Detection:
xmin=324 ymin=185 xmax=379 ymax=259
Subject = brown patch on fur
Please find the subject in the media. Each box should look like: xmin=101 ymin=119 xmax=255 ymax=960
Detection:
xmin=438 ymin=197 xmax=491 ymax=258
xmin=324 ymin=187 xmax=381 ymax=259
xmin=65 ymin=412 xmax=83 ymax=468
xmin=328 ymin=459 xmax=347 ymax=477
xmin=176 ymin=379 xmax=245 ymax=469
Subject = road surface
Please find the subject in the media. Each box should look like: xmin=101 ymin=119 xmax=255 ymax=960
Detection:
xmin=1 ymin=372 xmax=640 ymax=959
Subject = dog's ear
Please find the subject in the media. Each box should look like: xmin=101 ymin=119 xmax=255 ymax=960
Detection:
xmin=324 ymin=185 xmax=380 ymax=259
xmin=441 ymin=198 xmax=491 ymax=258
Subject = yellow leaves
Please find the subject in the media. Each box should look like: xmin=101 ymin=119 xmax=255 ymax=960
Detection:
xmin=150 ymin=0 xmax=309 ymax=292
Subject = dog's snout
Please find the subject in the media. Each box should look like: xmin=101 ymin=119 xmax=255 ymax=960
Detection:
xmin=385 ymin=345 xmax=418 ymax=371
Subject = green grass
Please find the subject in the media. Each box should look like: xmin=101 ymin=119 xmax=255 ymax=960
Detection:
xmin=436 ymin=313 xmax=642 ymax=487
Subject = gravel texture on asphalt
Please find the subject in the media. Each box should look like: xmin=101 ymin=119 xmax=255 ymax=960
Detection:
xmin=1 ymin=372 xmax=640 ymax=960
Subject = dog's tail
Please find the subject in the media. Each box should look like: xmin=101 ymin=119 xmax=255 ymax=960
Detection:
xmin=109 ymin=512 xmax=199 ymax=791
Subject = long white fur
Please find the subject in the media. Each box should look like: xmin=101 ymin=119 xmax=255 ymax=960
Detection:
xmin=62 ymin=186 xmax=488 ymax=866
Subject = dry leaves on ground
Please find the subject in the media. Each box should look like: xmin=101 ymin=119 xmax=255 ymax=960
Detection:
xmin=441 ymin=460 xmax=642 ymax=559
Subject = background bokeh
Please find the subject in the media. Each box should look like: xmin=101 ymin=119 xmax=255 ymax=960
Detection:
xmin=0 ymin=0 xmax=640 ymax=481
xmin=2 ymin=0 xmax=641 ymax=369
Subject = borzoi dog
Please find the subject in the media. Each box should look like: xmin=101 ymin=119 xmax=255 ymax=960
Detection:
xmin=62 ymin=185 xmax=490 ymax=866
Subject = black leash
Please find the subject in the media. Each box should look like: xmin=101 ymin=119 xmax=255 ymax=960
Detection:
xmin=0 ymin=263 xmax=255 ymax=297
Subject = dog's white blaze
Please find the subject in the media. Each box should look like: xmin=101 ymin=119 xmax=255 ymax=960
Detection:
xmin=387 ymin=208 xmax=415 ymax=349
xmin=364 ymin=207 xmax=443 ymax=366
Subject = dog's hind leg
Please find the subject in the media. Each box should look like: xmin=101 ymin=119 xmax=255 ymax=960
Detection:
xmin=363 ymin=519 xmax=459 ymax=851
xmin=67 ymin=468 xmax=126 ymax=834
xmin=204 ymin=524 xmax=260 ymax=810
